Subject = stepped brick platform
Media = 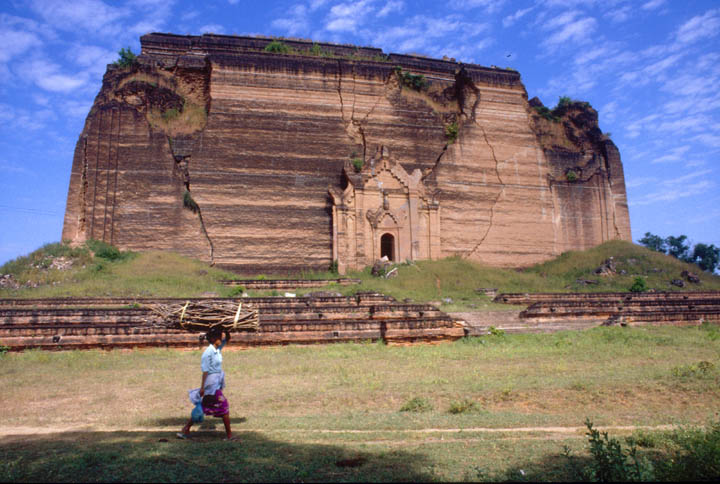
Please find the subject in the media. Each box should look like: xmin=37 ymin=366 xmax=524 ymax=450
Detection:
xmin=219 ymin=278 xmax=362 ymax=289
xmin=494 ymin=291 xmax=720 ymax=306
xmin=0 ymin=293 xmax=465 ymax=351
xmin=502 ymin=291 xmax=720 ymax=327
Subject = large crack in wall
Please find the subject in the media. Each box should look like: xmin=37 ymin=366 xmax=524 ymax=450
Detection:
xmin=169 ymin=135 xmax=215 ymax=264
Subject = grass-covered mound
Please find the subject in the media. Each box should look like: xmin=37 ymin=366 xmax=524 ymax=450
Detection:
xmin=0 ymin=241 xmax=239 ymax=298
xmin=1 ymin=240 xmax=718 ymax=306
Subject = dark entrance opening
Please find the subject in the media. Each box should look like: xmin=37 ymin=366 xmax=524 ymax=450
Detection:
xmin=381 ymin=233 xmax=395 ymax=261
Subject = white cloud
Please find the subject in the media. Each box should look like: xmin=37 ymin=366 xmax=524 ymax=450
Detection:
xmin=199 ymin=24 xmax=226 ymax=34
xmin=675 ymin=8 xmax=720 ymax=45
xmin=450 ymin=0 xmax=506 ymax=13
xmin=650 ymin=145 xmax=691 ymax=164
xmin=642 ymin=0 xmax=666 ymax=10
xmin=632 ymin=179 xmax=715 ymax=206
xmin=503 ymin=7 xmax=533 ymax=28
xmin=325 ymin=0 xmax=374 ymax=33
xmin=541 ymin=11 xmax=598 ymax=50
xmin=29 ymin=0 xmax=128 ymax=34
xmin=17 ymin=59 xmax=88 ymax=93
xmin=605 ymin=5 xmax=632 ymax=23
xmin=378 ymin=0 xmax=404 ymax=18
xmin=272 ymin=4 xmax=310 ymax=36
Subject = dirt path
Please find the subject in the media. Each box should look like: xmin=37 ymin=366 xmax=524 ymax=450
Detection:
xmin=0 ymin=424 xmax=678 ymax=438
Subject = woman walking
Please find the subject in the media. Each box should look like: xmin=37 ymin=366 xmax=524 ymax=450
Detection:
xmin=177 ymin=327 xmax=237 ymax=440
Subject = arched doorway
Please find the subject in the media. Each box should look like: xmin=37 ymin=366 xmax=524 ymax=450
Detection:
xmin=381 ymin=233 xmax=395 ymax=261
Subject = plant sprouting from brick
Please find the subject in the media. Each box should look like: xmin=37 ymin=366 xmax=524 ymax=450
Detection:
xmin=351 ymin=158 xmax=364 ymax=172
xmin=162 ymin=108 xmax=181 ymax=122
xmin=566 ymin=170 xmax=578 ymax=182
xmin=114 ymin=47 xmax=137 ymax=68
xmin=394 ymin=66 xmax=428 ymax=91
xmin=264 ymin=40 xmax=290 ymax=54
xmin=445 ymin=122 xmax=459 ymax=143
xmin=183 ymin=190 xmax=199 ymax=213
xmin=629 ymin=276 xmax=648 ymax=293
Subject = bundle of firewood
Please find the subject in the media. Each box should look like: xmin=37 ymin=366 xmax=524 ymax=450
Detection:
xmin=147 ymin=301 xmax=259 ymax=332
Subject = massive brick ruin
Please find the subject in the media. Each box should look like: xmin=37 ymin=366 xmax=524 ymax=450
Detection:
xmin=62 ymin=33 xmax=631 ymax=274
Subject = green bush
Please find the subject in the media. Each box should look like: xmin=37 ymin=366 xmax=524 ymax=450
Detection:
xmin=487 ymin=326 xmax=505 ymax=337
xmin=584 ymin=419 xmax=654 ymax=482
xmin=400 ymin=396 xmax=434 ymax=413
xmin=394 ymin=66 xmax=428 ymax=91
xmin=448 ymin=399 xmax=481 ymax=414
xmin=566 ymin=170 xmax=578 ymax=182
xmin=629 ymin=276 xmax=648 ymax=293
xmin=351 ymin=157 xmax=363 ymax=172
xmin=86 ymin=240 xmax=131 ymax=262
xmin=264 ymin=40 xmax=290 ymax=54
xmin=228 ymin=285 xmax=245 ymax=297
xmin=113 ymin=47 xmax=137 ymax=68
xmin=445 ymin=122 xmax=458 ymax=143
xmin=0 ymin=344 xmax=8 ymax=356
xmin=533 ymin=105 xmax=560 ymax=122
xmin=329 ymin=260 xmax=339 ymax=275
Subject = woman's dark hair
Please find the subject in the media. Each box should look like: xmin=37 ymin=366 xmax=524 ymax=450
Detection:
xmin=206 ymin=327 xmax=223 ymax=343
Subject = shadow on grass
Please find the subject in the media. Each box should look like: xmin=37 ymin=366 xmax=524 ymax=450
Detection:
xmin=149 ymin=416 xmax=248 ymax=428
xmin=1 ymin=430 xmax=436 ymax=482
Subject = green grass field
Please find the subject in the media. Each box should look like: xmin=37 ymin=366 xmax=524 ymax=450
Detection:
xmin=1 ymin=326 xmax=719 ymax=481
xmin=2 ymin=240 xmax=719 ymax=310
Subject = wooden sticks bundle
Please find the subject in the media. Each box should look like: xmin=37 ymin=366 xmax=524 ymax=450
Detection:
xmin=147 ymin=301 xmax=259 ymax=332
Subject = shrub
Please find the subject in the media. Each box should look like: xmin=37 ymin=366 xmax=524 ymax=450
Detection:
xmin=264 ymin=40 xmax=290 ymax=54
xmin=228 ymin=286 xmax=245 ymax=297
xmin=183 ymin=190 xmax=199 ymax=213
xmin=557 ymin=96 xmax=572 ymax=108
xmin=448 ymin=399 xmax=481 ymax=414
xmin=656 ymin=420 xmax=720 ymax=481
xmin=532 ymin=105 xmax=560 ymax=122
xmin=394 ymin=66 xmax=428 ymax=91
xmin=351 ymin=157 xmax=364 ymax=172
xmin=0 ymin=344 xmax=8 ymax=356
xmin=488 ymin=326 xmax=505 ymax=337
xmin=629 ymin=276 xmax=648 ymax=293
xmin=113 ymin=47 xmax=137 ymax=68
xmin=566 ymin=170 xmax=578 ymax=182
xmin=86 ymin=240 xmax=129 ymax=262
xmin=329 ymin=260 xmax=339 ymax=275
xmin=400 ymin=396 xmax=433 ymax=412
xmin=445 ymin=122 xmax=458 ymax=143
xmin=585 ymin=419 xmax=654 ymax=482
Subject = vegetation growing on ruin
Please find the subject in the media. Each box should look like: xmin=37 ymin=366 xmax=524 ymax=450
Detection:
xmin=3 ymin=240 xmax=720 ymax=304
xmin=566 ymin=169 xmax=578 ymax=181
xmin=1 ymin=326 xmax=719 ymax=481
xmin=394 ymin=66 xmax=428 ymax=91
xmin=264 ymin=40 xmax=291 ymax=53
xmin=112 ymin=47 xmax=137 ymax=68
xmin=182 ymin=190 xmax=199 ymax=213
xmin=444 ymin=122 xmax=458 ymax=143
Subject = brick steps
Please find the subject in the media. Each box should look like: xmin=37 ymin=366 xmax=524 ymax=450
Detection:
xmin=0 ymin=292 xmax=465 ymax=350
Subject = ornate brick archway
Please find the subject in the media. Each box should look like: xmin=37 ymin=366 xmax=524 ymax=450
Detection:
xmin=329 ymin=146 xmax=441 ymax=274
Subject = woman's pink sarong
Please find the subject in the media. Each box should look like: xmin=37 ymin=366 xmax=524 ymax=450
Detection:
xmin=201 ymin=389 xmax=230 ymax=417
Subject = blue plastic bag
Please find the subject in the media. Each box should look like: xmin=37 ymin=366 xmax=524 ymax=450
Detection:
xmin=191 ymin=401 xmax=204 ymax=423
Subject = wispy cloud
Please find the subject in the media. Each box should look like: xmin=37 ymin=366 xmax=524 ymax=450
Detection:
xmin=503 ymin=7 xmax=533 ymax=27
xmin=674 ymin=8 xmax=720 ymax=45
xmin=272 ymin=4 xmax=310 ymax=36
xmin=642 ymin=0 xmax=666 ymax=11
xmin=377 ymin=0 xmax=404 ymax=18
xmin=540 ymin=10 xmax=598 ymax=51
xmin=17 ymin=59 xmax=88 ymax=93
xmin=324 ymin=0 xmax=374 ymax=33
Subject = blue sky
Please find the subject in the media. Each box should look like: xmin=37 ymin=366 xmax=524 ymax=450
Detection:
xmin=1 ymin=0 xmax=719 ymax=265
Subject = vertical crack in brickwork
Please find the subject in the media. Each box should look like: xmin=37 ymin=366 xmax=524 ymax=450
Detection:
xmin=466 ymin=120 xmax=505 ymax=258
xmin=169 ymin=136 xmax=215 ymax=264
xmin=79 ymin=136 xmax=89 ymax=235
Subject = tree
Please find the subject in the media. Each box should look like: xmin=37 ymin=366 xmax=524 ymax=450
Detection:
xmin=638 ymin=232 xmax=666 ymax=253
xmin=114 ymin=47 xmax=137 ymax=68
xmin=689 ymin=243 xmax=720 ymax=273
xmin=665 ymin=235 xmax=691 ymax=262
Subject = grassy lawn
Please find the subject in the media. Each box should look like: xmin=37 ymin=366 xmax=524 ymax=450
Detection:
xmin=2 ymin=326 xmax=719 ymax=481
